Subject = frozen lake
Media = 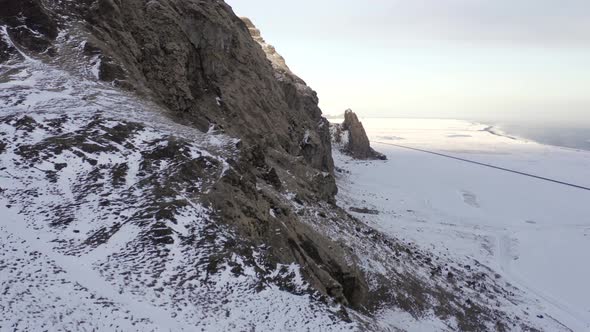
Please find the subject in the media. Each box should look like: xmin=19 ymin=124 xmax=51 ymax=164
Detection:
xmin=334 ymin=118 xmax=590 ymax=331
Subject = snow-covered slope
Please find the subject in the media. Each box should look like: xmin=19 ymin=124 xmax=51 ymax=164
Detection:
xmin=3 ymin=1 xmax=586 ymax=329
xmin=1 ymin=52 xmax=558 ymax=330
xmin=335 ymin=118 xmax=590 ymax=331
xmin=0 ymin=34 xmax=356 ymax=331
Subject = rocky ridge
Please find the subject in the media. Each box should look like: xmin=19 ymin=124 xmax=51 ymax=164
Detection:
xmin=240 ymin=17 xmax=291 ymax=75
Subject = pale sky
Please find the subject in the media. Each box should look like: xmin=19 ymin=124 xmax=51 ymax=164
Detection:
xmin=226 ymin=0 xmax=590 ymax=127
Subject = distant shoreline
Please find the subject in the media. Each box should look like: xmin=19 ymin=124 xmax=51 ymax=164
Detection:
xmin=491 ymin=123 xmax=590 ymax=152
xmin=328 ymin=116 xmax=590 ymax=152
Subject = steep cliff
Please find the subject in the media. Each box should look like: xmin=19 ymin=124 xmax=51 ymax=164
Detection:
xmin=0 ymin=0 xmax=363 ymax=322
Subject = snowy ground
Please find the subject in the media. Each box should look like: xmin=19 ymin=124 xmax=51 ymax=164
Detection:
xmin=334 ymin=118 xmax=590 ymax=331
xmin=0 ymin=28 xmax=357 ymax=331
xmin=3 ymin=17 xmax=589 ymax=329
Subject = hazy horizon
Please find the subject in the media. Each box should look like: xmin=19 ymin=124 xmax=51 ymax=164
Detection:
xmin=227 ymin=0 xmax=590 ymax=128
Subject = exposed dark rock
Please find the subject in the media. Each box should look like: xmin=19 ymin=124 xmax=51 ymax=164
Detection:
xmin=1 ymin=0 xmax=355 ymax=307
xmin=240 ymin=17 xmax=335 ymax=175
xmin=68 ymin=3 xmax=335 ymax=179
xmin=262 ymin=167 xmax=282 ymax=189
xmin=0 ymin=35 xmax=11 ymax=63
xmin=0 ymin=0 xmax=58 ymax=55
xmin=336 ymin=109 xmax=387 ymax=160
xmin=349 ymin=207 xmax=380 ymax=215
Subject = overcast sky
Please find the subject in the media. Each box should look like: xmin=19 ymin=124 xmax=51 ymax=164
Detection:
xmin=226 ymin=0 xmax=590 ymax=127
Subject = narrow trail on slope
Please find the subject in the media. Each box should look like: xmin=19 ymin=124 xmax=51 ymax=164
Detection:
xmin=374 ymin=141 xmax=590 ymax=192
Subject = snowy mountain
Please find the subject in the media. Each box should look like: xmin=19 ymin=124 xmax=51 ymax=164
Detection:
xmin=0 ymin=24 xmax=350 ymax=330
xmin=0 ymin=1 xmax=583 ymax=331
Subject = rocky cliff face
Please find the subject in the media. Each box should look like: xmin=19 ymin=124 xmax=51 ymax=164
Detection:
xmin=0 ymin=0 xmax=360 ymax=318
xmin=88 ymin=0 xmax=334 ymax=177
xmin=239 ymin=16 xmax=335 ymax=181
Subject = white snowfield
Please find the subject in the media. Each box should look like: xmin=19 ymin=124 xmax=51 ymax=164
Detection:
xmin=335 ymin=118 xmax=590 ymax=331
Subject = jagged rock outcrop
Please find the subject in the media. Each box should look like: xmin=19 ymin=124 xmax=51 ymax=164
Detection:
xmin=241 ymin=17 xmax=290 ymax=74
xmin=240 ymin=17 xmax=335 ymax=182
xmin=332 ymin=109 xmax=387 ymax=160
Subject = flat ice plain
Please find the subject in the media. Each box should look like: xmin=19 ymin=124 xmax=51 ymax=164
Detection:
xmin=334 ymin=118 xmax=590 ymax=331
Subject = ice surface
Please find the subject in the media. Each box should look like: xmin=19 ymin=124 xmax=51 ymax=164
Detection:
xmin=335 ymin=118 xmax=590 ymax=331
